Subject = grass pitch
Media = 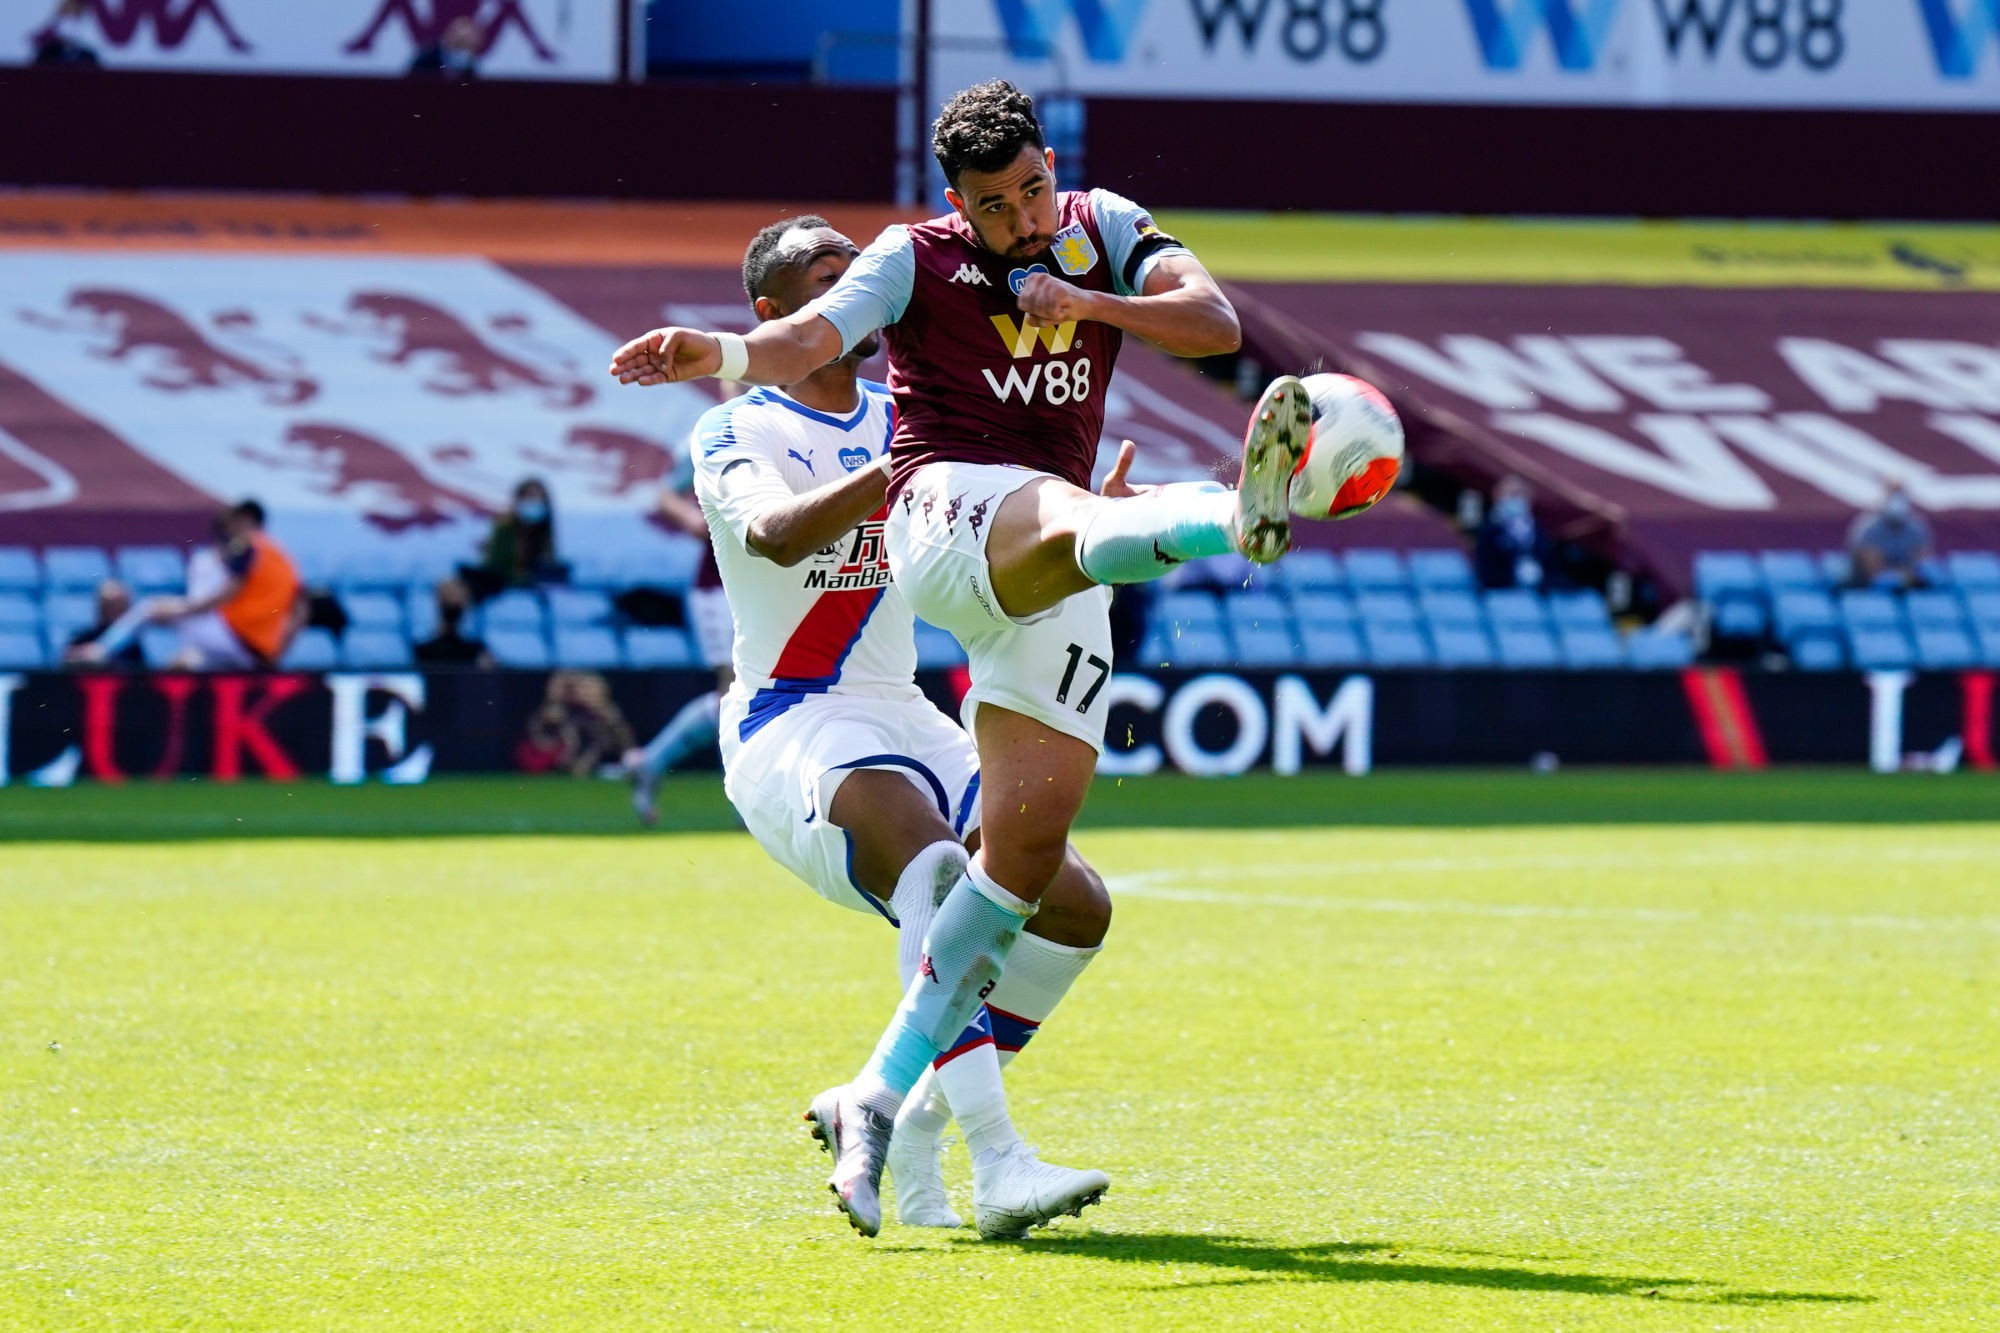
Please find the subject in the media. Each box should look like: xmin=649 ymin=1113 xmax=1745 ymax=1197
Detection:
xmin=3 ymin=772 xmax=1997 ymax=1329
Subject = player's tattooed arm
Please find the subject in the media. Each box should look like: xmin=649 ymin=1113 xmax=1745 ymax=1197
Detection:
xmin=731 ymin=457 xmax=891 ymax=568
xmin=1016 ymin=252 xmax=1239 ymax=359
xmin=609 ymin=311 xmax=845 ymax=387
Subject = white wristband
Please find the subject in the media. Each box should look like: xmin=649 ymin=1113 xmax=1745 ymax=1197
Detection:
xmin=876 ymin=450 xmax=894 ymax=476
xmin=712 ymin=331 xmax=749 ymax=382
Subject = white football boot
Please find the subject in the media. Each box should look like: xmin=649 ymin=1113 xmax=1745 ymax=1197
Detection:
xmin=620 ymin=748 xmax=660 ymax=827
xmin=886 ymin=1127 xmax=964 ymax=1229
xmin=803 ymin=1085 xmax=896 ymax=1238
xmin=1234 ymin=374 xmax=1312 ymax=564
xmin=970 ymin=1143 xmax=1110 ymax=1239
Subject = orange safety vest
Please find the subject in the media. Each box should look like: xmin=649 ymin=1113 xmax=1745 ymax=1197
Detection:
xmin=220 ymin=533 xmax=301 ymax=663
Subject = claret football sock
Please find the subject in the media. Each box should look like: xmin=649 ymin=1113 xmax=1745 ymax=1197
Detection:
xmin=1074 ymin=481 xmax=1237 ymax=584
xmin=854 ymin=859 xmax=1037 ymax=1104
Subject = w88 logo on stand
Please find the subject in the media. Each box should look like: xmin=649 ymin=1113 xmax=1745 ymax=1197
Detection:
xmin=1191 ymin=0 xmax=1388 ymax=63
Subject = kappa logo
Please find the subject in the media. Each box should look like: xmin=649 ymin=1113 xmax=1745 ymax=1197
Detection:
xmin=989 ymin=313 xmax=1078 ymax=358
xmin=1918 ymin=0 xmax=2000 ymax=77
xmin=40 ymin=0 xmax=252 ymax=53
xmin=1051 ymin=224 xmax=1099 ymax=277
xmin=968 ymin=496 xmax=993 ymax=539
xmin=951 ymin=263 xmax=992 ymax=286
xmin=944 ymin=492 xmax=964 ymax=528
xmin=1463 ymin=0 xmax=1622 ymax=72
xmin=345 ymin=0 xmax=558 ymax=62
xmin=993 ymin=0 xmax=1147 ymax=62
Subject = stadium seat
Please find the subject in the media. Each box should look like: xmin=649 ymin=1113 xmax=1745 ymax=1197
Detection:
xmin=1362 ymin=623 xmax=1431 ymax=667
xmin=1290 ymin=591 xmax=1357 ymax=629
xmin=1407 ymin=548 xmax=1476 ymax=593
xmin=281 ymin=628 xmax=340 ymax=671
xmin=115 ymin=546 xmax=187 ymax=594
xmin=1839 ymin=590 xmax=1904 ymax=634
xmin=1757 ymin=549 xmax=1823 ymax=592
xmin=404 ymin=584 xmax=441 ymax=642
xmin=1154 ymin=591 xmax=1224 ymax=634
xmin=1789 ymin=635 xmax=1846 ymax=671
xmin=1559 ymin=626 xmax=1627 ymax=669
xmin=1946 ymin=551 xmax=2000 ymax=591
xmin=1978 ymin=627 xmax=2000 ymax=667
xmin=1285 ymin=549 xmax=1343 ymax=591
xmin=481 ymin=590 xmax=546 ymax=634
xmin=1484 ymin=589 xmax=1550 ymax=632
xmin=139 ymin=628 xmax=179 ymax=668
xmin=43 ymin=546 xmax=111 ymax=591
xmin=1693 ymin=551 xmax=1761 ymax=602
xmin=1712 ymin=598 xmax=1770 ymax=641
xmin=1493 ymin=626 xmax=1561 ymax=668
xmin=1190 ymin=553 xmax=1259 ymax=590
xmin=1431 ymin=625 xmax=1495 ymax=668
xmin=1847 ymin=628 xmax=1915 ymax=671
xmin=0 ymin=630 xmax=44 ymax=668
xmin=0 ymin=592 xmax=37 ymax=631
xmin=609 ymin=538 xmax=703 ymax=591
xmin=553 ymin=627 xmax=622 ymax=670
xmin=545 ymin=587 xmax=615 ymax=627
xmin=1233 ymin=625 xmax=1299 ymax=667
xmin=1224 ymin=591 xmax=1292 ymax=637
xmin=1772 ymin=590 xmax=1838 ymax=642
xmin=1907 ymin=590 xmax=1968 ymax=632
xmin=0 ymin=547 xmax=40 ymax=593
xmin=42 ymin=592 xmax=95 ymax=635
xmin=623 ymin=627 xmax=695 ymax=669
xmin=1341 ymin=548 xmax=1409 ymax=592
xmin=1299 ymin=624 xmax=1365 ymax=667
xmin=914 ymin=623 xmax=967 ymax=669
xmin=1964 ymin=591 xmax=2000 ymax=633
xmin=340 ymin=589 xmax=406 ymax=633
xmin=342 ymin=631 xmax=413 ymax=670
xmin=332 ymin=542 xmax=419 ymax=587
xmin=1548 ymin=588 xmax=1615 ymax=632
xmin=1417 ymin=589 xmax=1483 ymax=632
xmin=1355 ymin=590 xmax=1420 ymax=630
xmin=486 ymin=629 xmax=552 ymax=669
xmin=1171 ymin=626 xmax=1234 ymax=667
xmin=1818 ymin=551 xmax=1851 ymax=587
xmin=1625 ymin=629 xmax=1696 ymax=670
xmin=1915 ymin=627 xmax=1978 ymax=670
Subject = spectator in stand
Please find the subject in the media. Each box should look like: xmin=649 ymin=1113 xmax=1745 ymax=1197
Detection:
xmin=75 ymin=500 xmax=303 ymax=669
xmin=464 ymin=478 xmax=567 ymax=600
xmin=32 ymin=0 xmax=99 ymax=66
xmin=413 ymin=577 xmax=494 ymax=668
xmin=1474 ymin=475 xmax=1551 ymax=591
xmin=61 ymin=578 xmax=144 ymax=668
xmin=408 ymin=15 xmax=480 ymax=79
xmin=1847 ymin=484 xmax=1936 ymax=589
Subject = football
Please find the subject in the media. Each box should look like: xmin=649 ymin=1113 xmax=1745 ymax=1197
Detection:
xmin=1290 ymin=372 xmax=1405 ymax=520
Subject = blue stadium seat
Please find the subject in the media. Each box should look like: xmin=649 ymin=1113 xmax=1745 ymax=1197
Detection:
xmin=1693 ymin=551 xmax=1761 ymax=602
xmin=1712 ymin=599 xmax=1769 ymax=641
xmin=333 ymin=542 xmax=418 ymax=587
xmin=553 ymin=627 xmax=622 ymax=669
xmin=115 ymin=546 xmax=187 ymax=594
xmin=482 ymin=590 xmax=546 ymax=634
xmin=340 ymin=589 xmax=406 ymax=633
xmin=1417 ymin=589 xmax=1484 ymax=631
xmin=1493 ymin=626 xmax=1561 ymax=668
xmin=1790 ymin=635 xmax=1846 ymax=671
xmin=1285 ymin=549 xmax=1343 ymax=592
xmin=1965 ymin=591 xmax=2000 ymax=632
xmin=1341 ymin=548 xmax=1409 ymax=592
xmin=1407 ymin=548 xmax=1476 ymax=592
xmin=1818 ymin=551 xmax=1851 ymax=587
xmin=623 ymin=627 xmax=694 ymax=669
xmin=1757 ymin=549 xmax=1823 ymax=592
xmin=914 ymin=623 xmax=967 ymax=669
xmin=1298 ymin=624 xmax=1365 ymax=666
xmin=1626 ymin=629 xmax=1696 ymax=670
xmin=486 ymin=629 xmax=552 ymax=669
xmin=1915 ymin=627 xmax=1978 ymax=670
xmin=1233 ymin=625 xmax=1299 ymax=667
xmin=0 ymin=592 xmax=37 ymax=631
xmin=1548 ymin=588 xmax=1614 ymax=632
xmin=0 ymin=547 xmax=39 ymax=593
xmin=1978 ymin=627 xmax=2000 ymax=667
xmin=1431 ymin=625 xmax=1495 ymax=668
xmin=611 ymin=538 xmax=702 ymax=590
xmin=1290 ymin=590 xmax=1356 ymax=629
xmin=281 ymin=628 xmax=340 ymax=671
xmin=342 ymin=631 xmax=413 ymax=670
xmin=0 ymin=630 xmax=44 ymax=668
xmin=1559 ymin=626 xmax=1627 ymax=669
xmin=1847 ymin=628 xmax=1915 ymax=671
xmin=405 ymin=583 xmax=441 ymax=642
xmin=1225 ymin=591 xmax=1292 ymax=636
xmin=1839 ymin=589 xmax=1904 ymax=633
xmin=545 ymin=587 xmax=615 ymax=627
xmin=1484 ymin=589 xmax=1550 ymax=632
xmin=1191 ymin=553 xmax=1259 ymax=590
xmin=43 ymin=592 xmax=95 ymax=635
xmin=1946 ymin=551 xmax=2000 ymax=591
xmin=43 ymin=546 xmax=110 ymax=591
xmin=1363 ymin=623 xmax=1431 ymax=667
xmin=1356 ymin=590 xmax=1420 ymax=630
xmin=1907 ymin=590 xmax=1968 ymax=632
xmin=1772 ymin=590 xmax=1838 ymax=642
xmin=139 ymin=628 xmax=179 ymax=668
xmin=1171 ymin=626 xmax=1234 ymax=667
xmin=1155 ymin=590 xmax=1223 ymax=634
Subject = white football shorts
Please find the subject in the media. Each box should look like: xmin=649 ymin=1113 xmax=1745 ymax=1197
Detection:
xmin=685 ymin=586 xmax=736 ymax=671
xmin=885 ymin=461 xmax=1114 ymax=754
xmin=719 ymin=686 xmax=982 ymax=919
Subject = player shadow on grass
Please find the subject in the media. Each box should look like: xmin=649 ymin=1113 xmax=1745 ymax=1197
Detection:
xmin=947 ymin=1233 xmax=1870 ymax=1306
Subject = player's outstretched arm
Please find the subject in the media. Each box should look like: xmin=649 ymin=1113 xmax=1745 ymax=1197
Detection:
xmin=609 ymin=311 xmax=845 ymax=388
xmin=739 ymin=458 xmax=891 ymax=568
xmin=1016 ymin=253 xmax=1240 ymax=359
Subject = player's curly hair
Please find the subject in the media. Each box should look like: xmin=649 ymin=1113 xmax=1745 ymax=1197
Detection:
xmin=931 ymin=80 xmax=1044 ymax=187
xmin=741 ymin=214 xmax=833 ymax=303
